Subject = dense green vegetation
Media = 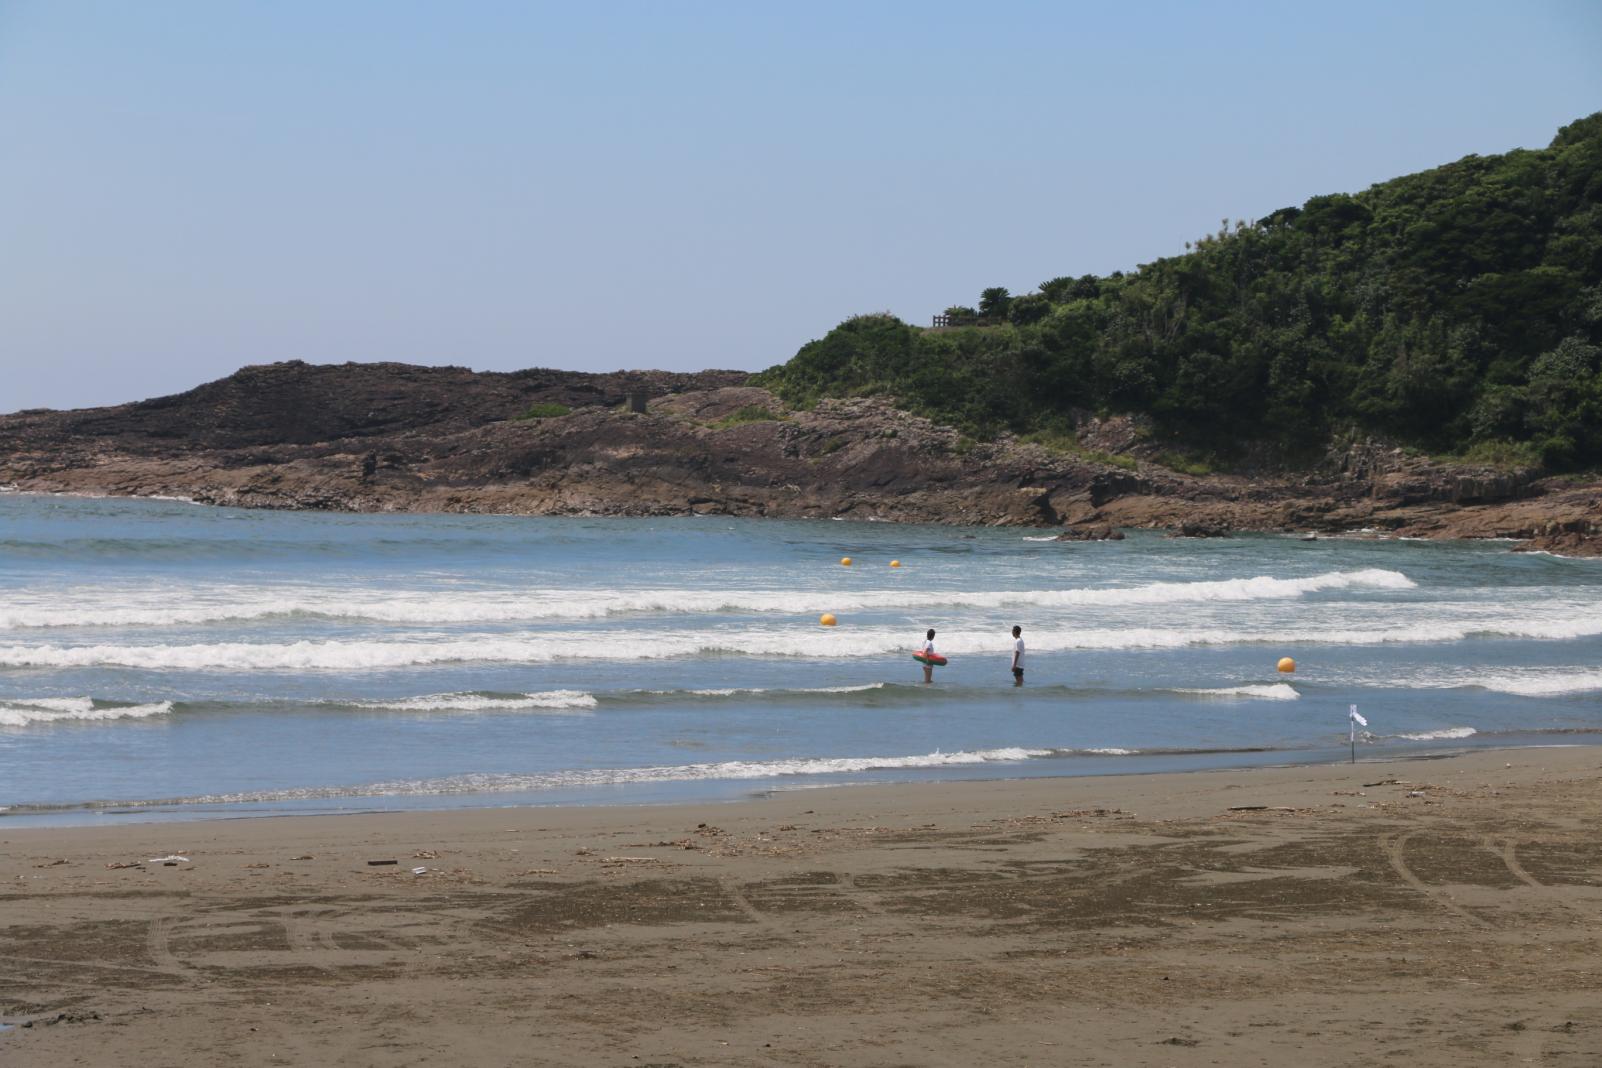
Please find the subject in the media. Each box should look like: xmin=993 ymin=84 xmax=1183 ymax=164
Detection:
xmin=758 ymin=114 xmax=1602 ymax=470
xmin=518 ymin=402 xmax=571 ymax=419
xmin=709 ymin=404 xmax=786 ymax=429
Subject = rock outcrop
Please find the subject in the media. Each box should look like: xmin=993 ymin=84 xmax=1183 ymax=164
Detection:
xmin=3 ymin=361 xmax=1600 ymax=554
xmin=1054 ymin=524 xmax=1125 ymax=542
xmin=1168 ymin=521 xmax=1232 ymax=539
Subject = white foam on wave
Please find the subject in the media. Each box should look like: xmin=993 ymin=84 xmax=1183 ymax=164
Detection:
xmin=1083 ymin=747 xmax=1138 ymax=755
xmin=684 ymin=683 xmax=886 ymax=698
xmin=1518 ymin=548 xmax=1602 ymax=560
xmin=806 ymin=683 xmax=889 ymax=694
xmin=1271 ymin=615 xmax=1602 ymax=647
xmin=1035 ymin=568 xmax=1418 ymax=605
xmin=1173 ymin=684 xmax=1300 ymax=700
xmin=5 ymin=606 xmax=1598 ymax=671
xmin=1395 ymin=727 xmax=1477 ymax=741
xmin=1388 ymin=667 xmax=1602 ymax=697
xmin=350 ymin=691 xmax=597 ymax=712
xmin=0 ymin=698 xmax=174 ymax=727
xmin=1469 ymin=670 xmax=1602 ymax=697
xmin=109 ymin=747 xmax=1059 ymax=806
xmin=0 ymin=603 xmax=275 ymax=629
xmin=10 ymin=697 xmax=95 ymax=712
xmin=0 ymin=569 xmax=1419 ymax=629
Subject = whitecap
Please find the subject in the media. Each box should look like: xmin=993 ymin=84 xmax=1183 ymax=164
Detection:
xmin=92 ymin=746 xmax=1060 ymax=807
xmin=0 ymin=568 xmax=1420 ymax=629
xmin=0 ymin=699 xmax=174 ymax=727
xmin=5 ymin=607 xmax=1599 ymax=671
xmin=683 ymin=683 xmax=884 ymax=698
xmin=350 ymin=691 xmax=597 ymax=712
xmin=1395 ymin=727 xmax=1477 ymax=741
xmin=1172 ymin=684 xmax=1299 ymax=700
xmin=1463 ymin=670 xmax=1602 ymax=697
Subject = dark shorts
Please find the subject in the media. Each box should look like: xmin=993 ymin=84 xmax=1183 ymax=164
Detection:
xmin=1012 ymin=667 xmax=1024 ymax=677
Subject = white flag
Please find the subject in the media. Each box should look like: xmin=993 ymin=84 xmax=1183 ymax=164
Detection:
xmin=1349 ymin=704 xmax=1368 ymax=727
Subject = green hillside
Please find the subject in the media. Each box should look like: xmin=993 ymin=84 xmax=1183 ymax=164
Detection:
xmin=758 ymin=113 xmax=1602 ymax=470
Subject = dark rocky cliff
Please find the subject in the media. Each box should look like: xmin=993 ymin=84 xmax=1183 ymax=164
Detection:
xmin=2 ymin=361 xmax=1598 ymax=553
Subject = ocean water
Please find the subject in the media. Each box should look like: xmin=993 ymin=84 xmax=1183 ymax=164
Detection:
xmin=2 ymin=492 xmax=1600 ymax=825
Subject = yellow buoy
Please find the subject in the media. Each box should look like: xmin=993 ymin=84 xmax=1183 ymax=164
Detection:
xmin=1277 ymin=657 xmax=1296 ymax=673
xmin=840 ymin=557 xmax=852 ymax=567
xmin=889 ymin=559 xmax=901 ymax=568
xmin=820 ymin=613 xmax=837 ymax=627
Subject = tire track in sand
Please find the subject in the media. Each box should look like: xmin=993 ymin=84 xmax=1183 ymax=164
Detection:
xmin=1381 ymin=832 xmax=1491 ymax=928
xmin=1488 ymin=837 xmax=1544 ymax=889
xmin=145 ymin=914 xmax=191 ymax=975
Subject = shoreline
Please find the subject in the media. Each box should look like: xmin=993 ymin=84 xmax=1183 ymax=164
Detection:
xmin=10 ymin=738 xmax=1602 ymax=829
xmin=6 ymin=747 xmax=1601 ymax=1064
xmin=1 ymin=484 xmax=1593 ymax=557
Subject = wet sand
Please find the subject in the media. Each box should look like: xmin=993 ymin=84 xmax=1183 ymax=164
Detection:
xmin=4 ymin=749 xmax=1601 ymax=1066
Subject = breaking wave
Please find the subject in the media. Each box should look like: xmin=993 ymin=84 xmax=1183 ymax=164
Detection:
xmin=1393 ymin=727 xmax=1478 ymax=741
xmin=0 ymin=697 xmax=174 ymax=727
xmin=1467 ymin=670 xmax=1602 ymax=697
xmin=17 ymin=747 xmax=1063 ymax=808
xmin=0 ymin=568 xmax=1417 ymax=629
xmin=1172 ymin=684 xmax=1300 ymax=700
xmin=4 ymin=608 xmax=1597 ymax=672
xmin=1392 ymin=668 xmax=1602 ymax=698
xmin=350 ymin=690 xmax=598 ymax=712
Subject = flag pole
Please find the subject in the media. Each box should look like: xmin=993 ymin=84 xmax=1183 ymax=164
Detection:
xmin=1348 ymin=704 xmax=1365 ymax=764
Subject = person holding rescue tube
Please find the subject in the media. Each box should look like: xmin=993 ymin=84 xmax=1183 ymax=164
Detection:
xmin=918 ymin=628 xmax=938 ymax=684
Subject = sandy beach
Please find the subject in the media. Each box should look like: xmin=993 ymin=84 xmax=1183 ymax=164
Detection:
xmin=4 ymin=749 xmax=1600 ymax=1066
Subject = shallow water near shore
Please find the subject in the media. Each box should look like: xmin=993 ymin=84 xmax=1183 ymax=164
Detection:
xmin=2 ymin=492 xmax=1600 ymax=825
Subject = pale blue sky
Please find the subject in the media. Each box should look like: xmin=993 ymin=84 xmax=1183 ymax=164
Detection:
xmin=2 ymin=1 xmax=1599 ymax=410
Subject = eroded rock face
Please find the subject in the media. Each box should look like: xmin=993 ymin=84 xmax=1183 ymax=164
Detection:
xmin=1054 ymin=524 xmax=1124 ymax=542
xmin=0 ymin=363 xmax=1106 ymax=526
xmin=3 ymin=361 xmax=1599 ymax=553
xmin=1168 ymin=521 xmax=1232 ymax=539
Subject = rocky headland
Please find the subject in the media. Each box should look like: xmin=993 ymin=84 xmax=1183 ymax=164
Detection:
xmin=2 ymin=360 xmax=1599 ymax=554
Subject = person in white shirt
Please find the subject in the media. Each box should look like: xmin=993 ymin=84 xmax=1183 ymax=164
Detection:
xmin=920 ymin=628 xmax=937 ymax=685
xmin=1010 ymin=625 xmax=1025 ymax=687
